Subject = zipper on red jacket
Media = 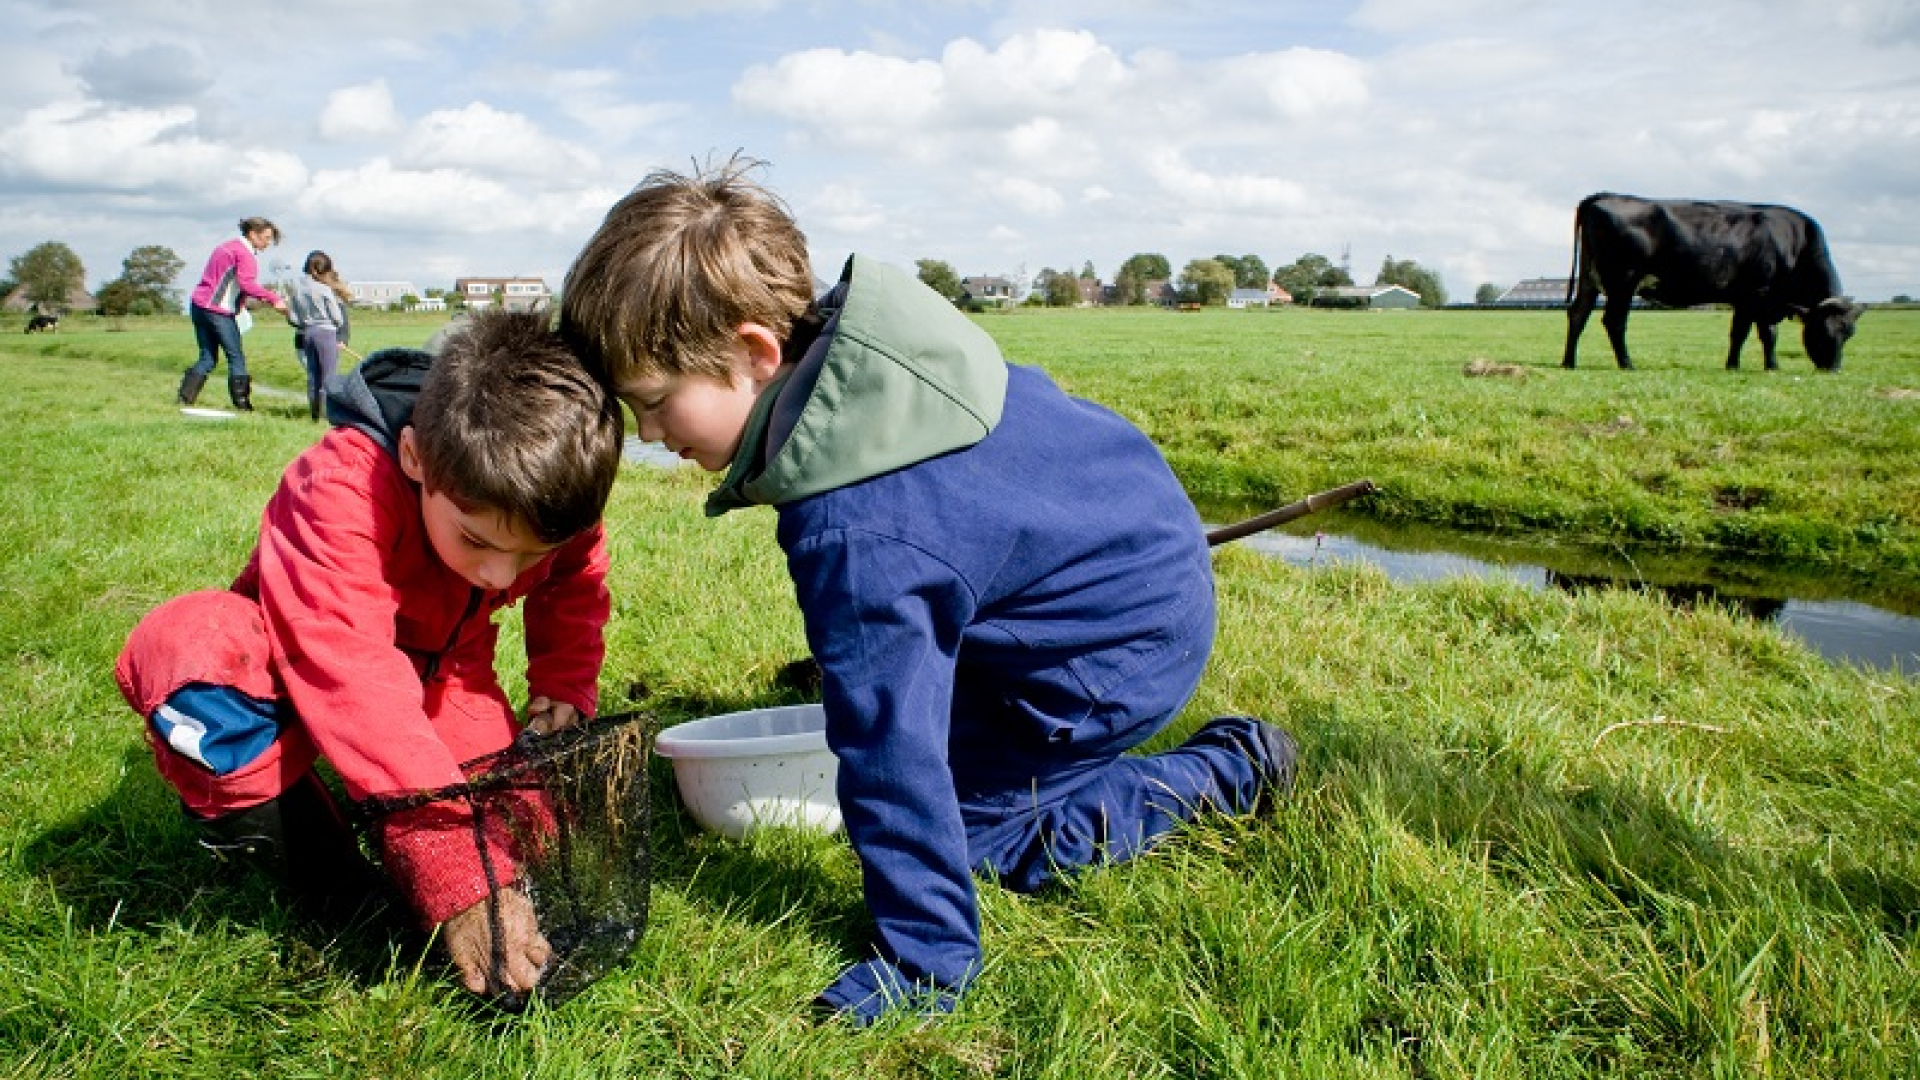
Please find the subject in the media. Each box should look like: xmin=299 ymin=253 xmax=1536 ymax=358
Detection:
xmin=422 ymin=586 xmax=484 ymax=683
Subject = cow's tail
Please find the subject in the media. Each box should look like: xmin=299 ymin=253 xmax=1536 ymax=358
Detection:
xmin=1566 ymin=199 xmax=1589 ymax=304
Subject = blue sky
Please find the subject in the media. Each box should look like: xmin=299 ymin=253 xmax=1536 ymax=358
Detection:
xmin=3 ymin=0 xmax=1917 ymax=301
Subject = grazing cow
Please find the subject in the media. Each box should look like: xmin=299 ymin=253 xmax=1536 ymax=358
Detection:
xmin=1562 ymin=193 xmax=1861 ymax=371
xmin=25 ymin=313 xmax=59 ymax=334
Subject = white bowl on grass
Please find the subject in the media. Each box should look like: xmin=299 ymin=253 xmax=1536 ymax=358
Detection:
xmin=653 ymin=704 xmax=841 ymax=838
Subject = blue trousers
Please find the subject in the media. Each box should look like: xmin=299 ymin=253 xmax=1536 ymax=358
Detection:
xmin=955 ymin=709 xmax=1271 ymax=893
xmin=189 ymin=304 xmax=247 ymax=382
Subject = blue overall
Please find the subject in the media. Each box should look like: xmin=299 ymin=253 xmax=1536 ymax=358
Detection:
xmin=780 ymin=363 xmax=1268 ymax=1019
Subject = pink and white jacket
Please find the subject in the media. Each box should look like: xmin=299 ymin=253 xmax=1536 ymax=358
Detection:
xmin=190 ymin=237 xmax=281 ymax=315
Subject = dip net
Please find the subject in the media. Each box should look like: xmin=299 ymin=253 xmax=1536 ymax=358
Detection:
xmin=359 ymin=712 xmax=654 ymax=1010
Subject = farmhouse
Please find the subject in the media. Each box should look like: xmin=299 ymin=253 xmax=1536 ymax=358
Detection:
xmin=3 ymin=284 xmax=97 ymax=314
xmin=960 ymin=275 xmax=1015 ymax=307
xmin=455 ymin=276 xmax=552 ymax=312
xmin=1320 ymin=284 xmax=1421 ymax=309
xmin=1492 ymin=277 xmax=1575 ymax=308
xmin=1227 ymin=284 xmax=1293 ymax=309
xmin=349 ymin=281 xmax=420 ymax=309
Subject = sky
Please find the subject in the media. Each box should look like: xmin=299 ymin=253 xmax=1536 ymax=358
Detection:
xmin=3 ymin=0 xmax=1917 ymax=304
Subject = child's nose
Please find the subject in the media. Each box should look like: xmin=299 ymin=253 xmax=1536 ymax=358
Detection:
xmin=635 ymin=413 xmax=665 ymax=442
xmin=476 ymin=553 xmax=520 ymax=591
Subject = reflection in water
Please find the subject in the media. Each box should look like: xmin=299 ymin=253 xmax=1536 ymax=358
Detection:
xmin=1226 ymin=528 xmax=1918 ymax=675
xmin=1545 ymin=571 xmax=1785 ymax=622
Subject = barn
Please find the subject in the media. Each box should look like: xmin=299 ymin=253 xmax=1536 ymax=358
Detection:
xmin=1319 ymin=284 xmax=1421 ymax=309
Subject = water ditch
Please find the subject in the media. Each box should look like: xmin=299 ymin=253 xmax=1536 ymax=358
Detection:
xmin=624 ymin=440 xmax=1916 ymax=675
xmin=1210 ymin=508 xmax=1919 ymax=676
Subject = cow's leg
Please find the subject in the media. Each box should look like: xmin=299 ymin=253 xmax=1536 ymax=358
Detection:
xmin=1726 ymin=311 xmax=1753 ymax=369
xmin=1755 ymin=320 xmax=1780 ymax=371
xmin=1600 ymin=288 xmax=1635 ymax=369
xmin=1562 ymin=286 xmax=1600 ymax=368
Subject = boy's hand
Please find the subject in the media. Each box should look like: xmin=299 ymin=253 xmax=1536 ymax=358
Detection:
xmin=443 ymin=886 xmax=552 ymax=997
xmin=523 ymin=696 xmax=580 ymax=736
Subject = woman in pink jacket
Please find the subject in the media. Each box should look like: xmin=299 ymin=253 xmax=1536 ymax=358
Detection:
xmin=179 ymin=216 xmax=289 ymax=410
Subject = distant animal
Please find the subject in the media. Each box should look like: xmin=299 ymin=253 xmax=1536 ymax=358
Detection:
xmin=25 ymin=313 xmax=58 ymax=333
xmin=1562 ymin=193 xmax=1861 ymax=371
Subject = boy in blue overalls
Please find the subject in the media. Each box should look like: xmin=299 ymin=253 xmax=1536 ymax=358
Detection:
xmin=560 ymin=160 xmax=1297 ymax=1025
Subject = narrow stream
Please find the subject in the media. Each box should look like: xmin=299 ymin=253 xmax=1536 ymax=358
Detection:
xmin=1218 ymin=515 xmax=1919 ymax=676
xmin=625 ymin=440 xmax=1917 ymax=675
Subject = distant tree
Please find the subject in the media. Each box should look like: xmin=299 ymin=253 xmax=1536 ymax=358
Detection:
xmin=1475 ymin=283 xmax=1503 ymax=305
xmin=95 ymin=244 xmax=184 ymax=316
xmin=1032 ymin=268 xmax=1080 ymax=307
xmin=916 ymin=258 xmax=964 ymax=302
xmin=1272 ymin=253 xmax=1352 ymax=306
xmin=1375 ymin=255 xmax=1448 ymax=308
xmin=1215 ymin=253 xmax=1271 ymax=290
xmin=401 ymin=294 xmax=421 ymax=309
xmin=1079 ymin=260 xmax=1097 ymax=280
xmin=9 ymin=241 xmax=85 ymax=313
xmin=94 ymin=279 xmax=142 ymax=317
xmin=1179 ymin=258 xmax=1236 ymax=306
xmin=1893 ymin=293 xmax=1914 ymax=305
xmin=1115 ymin=252 xmax=1172 ymax=305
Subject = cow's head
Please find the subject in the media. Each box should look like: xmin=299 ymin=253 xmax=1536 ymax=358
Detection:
xmin=1801 ymin=297 xmax=1862 ymax=371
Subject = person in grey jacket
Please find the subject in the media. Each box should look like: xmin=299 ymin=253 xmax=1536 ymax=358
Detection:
xmin=285 ymin=250 xmax=354 ymax=420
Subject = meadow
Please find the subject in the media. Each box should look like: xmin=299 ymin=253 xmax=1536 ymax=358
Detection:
xmin=0 ymin=306 xmax=1915 ymax=1078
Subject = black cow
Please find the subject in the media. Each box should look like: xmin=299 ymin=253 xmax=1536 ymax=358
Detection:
xmin=25 ymin=313 xmax=58 ymax=333
xmin=1562 ymin=193 xmax=1861 ymax=371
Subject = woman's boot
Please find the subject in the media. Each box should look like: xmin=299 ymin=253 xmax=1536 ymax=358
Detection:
xmin=176 ymin=369 xmax=208 ymax=405
xmin=229 ymin=376 xmax=253 ymax=411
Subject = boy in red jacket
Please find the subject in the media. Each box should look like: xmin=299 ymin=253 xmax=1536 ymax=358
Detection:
xmin=116 ymin=308 xmax=624 ymax=1000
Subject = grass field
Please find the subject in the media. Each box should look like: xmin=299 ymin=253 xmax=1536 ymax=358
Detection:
xmin=1 ymin=307 xmax=1915 ymax=1077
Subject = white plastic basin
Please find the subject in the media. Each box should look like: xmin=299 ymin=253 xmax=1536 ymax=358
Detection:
xmin=653 ymin=704 xmax=841 ymax=838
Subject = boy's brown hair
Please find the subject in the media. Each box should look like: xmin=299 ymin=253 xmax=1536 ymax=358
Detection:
xmin=559 ymin=156 xmax=816 ymax=389
xmin=411 ymin=308 xmax=624 ymax=543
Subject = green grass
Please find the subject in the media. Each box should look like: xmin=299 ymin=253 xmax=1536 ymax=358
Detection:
xmin=1 ymin=309 xmax=1916 ymax=1077
xmin=985 ymin=306 xmax=1920 ymax=583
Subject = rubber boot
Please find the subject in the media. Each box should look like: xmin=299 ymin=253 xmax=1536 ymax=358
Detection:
xmin=176 ymin=369 xmax=208 ymax=405
xmin=229 ymin=376 xmax=253 ymax=412
xmin=194 ymin=772 xmax=388 ymax=920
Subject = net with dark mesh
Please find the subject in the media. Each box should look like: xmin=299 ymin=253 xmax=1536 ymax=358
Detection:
xmin=358 ymin=711 xmax=654 ymax=1010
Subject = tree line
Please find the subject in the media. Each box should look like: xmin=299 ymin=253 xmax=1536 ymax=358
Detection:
xmin=5 ymin=240 xmax=185 ymax=317
xmin=915 ymin=251 xmax=1449 ymax=309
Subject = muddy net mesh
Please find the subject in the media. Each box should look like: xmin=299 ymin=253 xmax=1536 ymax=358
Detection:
xmin=359 ymin=713 xmax=653 ymax=1010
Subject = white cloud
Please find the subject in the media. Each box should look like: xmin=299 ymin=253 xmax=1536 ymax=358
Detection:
xmin=940 ymin=29 xmax=1128 ymax=114
xmin=319 ymin=80 xmax=404 ymax=141
xmin=540 ymin=69 xmax=684 ymax=144
xmin=401 ymin=103 xmax=599 ymax=177
xmin=299 ymin=159 xmax=551 ymax=232
xmin=0 ymin=2 xmax=1915 ymax=300
xmin=70 ymin=43 xmax=210 ymax=104
xmin=805 ymin=182 xmax=890 ymax=234
xmin=0 ymin=101 xmax=306 ymax=202
xmin=1142 ymin=148 xmax=1310 ymax=214
xmin=991 ymin=176 xmax=1066 ymax=217
xmin=734 ymin=49 xmax=944 ymax=140
xmin=1222 ymin=47 xmax=1368 ymax=120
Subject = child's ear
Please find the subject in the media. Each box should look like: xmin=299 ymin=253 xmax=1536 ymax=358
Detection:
xmin=737 ymin=322 xmax=786 ymax=385
xmin=397 ymin=426 xmax=426 ymax=483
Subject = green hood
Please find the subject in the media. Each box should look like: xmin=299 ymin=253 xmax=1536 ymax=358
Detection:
xmin=706 ymin=255 xmax=1007 ymax=515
